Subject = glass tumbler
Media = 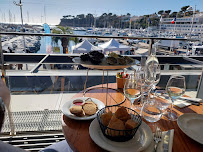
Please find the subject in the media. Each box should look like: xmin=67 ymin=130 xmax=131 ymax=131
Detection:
xmin=141 ymin=98 xmax=162 ymax=123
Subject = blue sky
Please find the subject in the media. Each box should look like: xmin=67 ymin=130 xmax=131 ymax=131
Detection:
xmin=0 ymin=0 xmax=202 ymax=25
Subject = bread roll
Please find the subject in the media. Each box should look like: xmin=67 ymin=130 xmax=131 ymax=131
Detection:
xmin=115 ymin=106 xmax=131 ymax=122
xmin=106 ymin=115 xmax=125 ymax=136
xmin=83 ymin=103 xmax=97 ymax=116
xmin=69 ymin=106 xmax=85 ymax=117
xmin=84 ymin=100 xmax=98 ymax=110
xmin=125 ymin=119 xmax=138 ymax=130
xmin=101 ymin=111 xmax=113 ymax=126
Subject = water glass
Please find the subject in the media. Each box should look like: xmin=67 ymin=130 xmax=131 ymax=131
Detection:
xmin=141 ymin=99 xmax=162 ymax=123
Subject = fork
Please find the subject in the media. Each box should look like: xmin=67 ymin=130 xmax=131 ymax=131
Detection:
xmin=154 ymin=127 xmax=162 ymax=152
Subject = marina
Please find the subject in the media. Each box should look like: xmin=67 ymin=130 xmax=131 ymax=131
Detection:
xmin=0 ymin=1 xmax=203 ymax=152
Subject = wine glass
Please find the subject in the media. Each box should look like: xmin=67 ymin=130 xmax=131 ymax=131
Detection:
xmin=136 ymin=66 xmax=151 ymax=106
xmin=145 ymin=64 xmax=161 ymax=92
xmin=154 ymin=90 xmax=172 ymax=113
xmin=124 ymin=74 xmax=141 ymax=110
xmin=145 ymin=64 xmax=161 ymax=104
xmin=166 ymin=75 xmax=186 ymax=121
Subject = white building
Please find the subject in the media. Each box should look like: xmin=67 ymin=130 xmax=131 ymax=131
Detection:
xmin=161 ymin=14 xmax=203 ymax=34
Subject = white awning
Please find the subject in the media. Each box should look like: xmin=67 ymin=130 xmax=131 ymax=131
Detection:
xmin=99 ymin=39 xmax=130 ymax=52
xmin=72 ymin=40 xmax=102 ymax=53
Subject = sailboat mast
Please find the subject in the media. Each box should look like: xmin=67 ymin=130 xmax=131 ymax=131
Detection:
xmin=44 ymin=5 xmax=46 ymax=23
xmin=27 ymin=11 xmax=29 ymax=23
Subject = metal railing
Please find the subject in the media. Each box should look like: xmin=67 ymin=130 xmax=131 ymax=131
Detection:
xmin=0 ymin=32 xmax=202 ymax=70
xmin=0 ymin=32 xmax=202 ymax=135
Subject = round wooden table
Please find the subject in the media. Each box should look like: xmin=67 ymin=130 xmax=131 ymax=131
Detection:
xmin=62 ymin=83 xmax=203 ymax=152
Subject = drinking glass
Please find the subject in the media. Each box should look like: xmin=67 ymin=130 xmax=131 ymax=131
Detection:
xmin=166 ymin=75 xmax=186 ymax=121
xmin=136 ymin=66 xmax=151 ymax=106
xmin=145 ymin=64 xmax=161 ymax=92
xmin=124 ymin=74 xmax=141 ymax=110
xmin=141 ymin=97 xmax=162 ymax=123
xmin=141 ymin=90 xmax=172 ymax=123
xmin=154 ymin=90 xmax=172 ymax=113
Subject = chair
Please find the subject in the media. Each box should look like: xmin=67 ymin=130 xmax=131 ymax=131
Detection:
xmin=40 ymin=140 xmax=73 ymax=152
xmin=196 ymin=70 xmax=203 ymax=99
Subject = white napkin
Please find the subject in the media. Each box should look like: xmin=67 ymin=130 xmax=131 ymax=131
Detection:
xmin=174 ymin=97 xmax=202 ymax=108
xmin=174 ymin=99 xmax=192 ymax=108
xmin=156 ymin=92 xmax=202 ymax=108
xmin=144 ymin=129 xmax=174 ymax=152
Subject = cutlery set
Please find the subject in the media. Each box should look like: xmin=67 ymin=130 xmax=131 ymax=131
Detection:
xmin=153 ymin=128 xmax=173 ymax=152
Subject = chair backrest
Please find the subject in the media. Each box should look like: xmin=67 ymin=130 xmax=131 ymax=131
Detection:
xmin=0 ymin=97 xmax=5 ymax=132
xmin=196 ymin=70 xmax=203 ymax=99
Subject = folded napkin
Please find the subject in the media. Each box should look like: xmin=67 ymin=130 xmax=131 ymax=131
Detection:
xmin=174 ymin=99 xmax=191 ymax=108
xmin=155 ymin=92 xmax=202 ymax=108
xmin=144 ymin=129 xmax=174 ymax=152
xmin=174 ymin=97 xmax=202 ymax=108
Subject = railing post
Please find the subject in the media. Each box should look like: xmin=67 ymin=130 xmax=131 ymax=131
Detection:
xmin=148 ymin=38 xmax=154 ymax=56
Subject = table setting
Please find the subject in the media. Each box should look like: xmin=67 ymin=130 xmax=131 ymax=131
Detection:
xmin=61 ymin=50 xmax=203 ymax=152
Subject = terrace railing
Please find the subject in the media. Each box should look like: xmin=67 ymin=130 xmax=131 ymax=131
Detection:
xmin=0 ymin=32 xmax=202 ymax=136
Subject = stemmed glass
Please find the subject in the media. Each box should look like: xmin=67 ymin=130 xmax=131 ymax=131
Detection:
xmin=138 ymin=62 xmax=161 ymax=106
xmin=151 ymin=64 xmax=161 ymax=91
xmin=124 ymin=74 xmax=141 ymax=110
xmin=154 ymin=90 xmax=172 ymax=113
xmin=145 ymin=64 xmax=161 ymax=92
xmin=136 ymin=68 xmax=149 ymax=106
xmin=166 ymin=75 xmax=186 ymax=121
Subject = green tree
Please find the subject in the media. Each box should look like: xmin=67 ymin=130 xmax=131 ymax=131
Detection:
xmin=151 ymin=17 xmax=159 ymax=26
xmin=127 ymin=13 xmax=131 ymax=16
xmin=158 ymin=10 xmax=164 ymax=15
xmin=52 ymin=26 xmax=77 ymax=54
xmin=165 ymin=10 xmax=171 ymax=17
xmin=169 ymin=12 xmax=178 ymax=18
xmin=181 ymin=6 xmax=190 ymax=13
xmin=85 ymin=13 xmax=94 ymax=27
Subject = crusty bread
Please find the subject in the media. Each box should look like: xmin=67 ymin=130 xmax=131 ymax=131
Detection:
xmin=84 ymin=101 xmax=98 ymax=110
xmin=125 ymin=119 xmax=138 ymax=130
xmin=106 ymin=115 xmax=125 ymax=136
xmin=101 ymin=111 xmax=113 ymax=126
xmin=83 ymin=103 xmax=97 ymax=116
xmin=69 ymin=105 xmax=85 ymax=117
xmin=115 ymin=106 xmax=131 ymax=122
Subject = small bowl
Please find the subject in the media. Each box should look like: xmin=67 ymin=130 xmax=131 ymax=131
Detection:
xmin=72 ymin=99 xmax=85 ymax=106
xmin=97 ymin=105 xmax=142 ymax=142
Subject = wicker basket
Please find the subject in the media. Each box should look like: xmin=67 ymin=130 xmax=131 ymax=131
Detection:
xmin=97 ymin=105 xmax=142 ymax=142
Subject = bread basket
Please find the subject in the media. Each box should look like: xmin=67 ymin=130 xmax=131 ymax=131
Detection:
xmin=97 ymin=105 xmax=142 ymax=142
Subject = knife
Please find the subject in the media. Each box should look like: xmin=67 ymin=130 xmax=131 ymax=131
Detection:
xmin=163 ymin=130 xmax=171 ymax=152
xmin=180 ymin=97 xmax=202 ymax=103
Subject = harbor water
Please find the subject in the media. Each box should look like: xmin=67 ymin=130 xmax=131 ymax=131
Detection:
xmin=37 ymin=30 xmax=88 ymax=54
